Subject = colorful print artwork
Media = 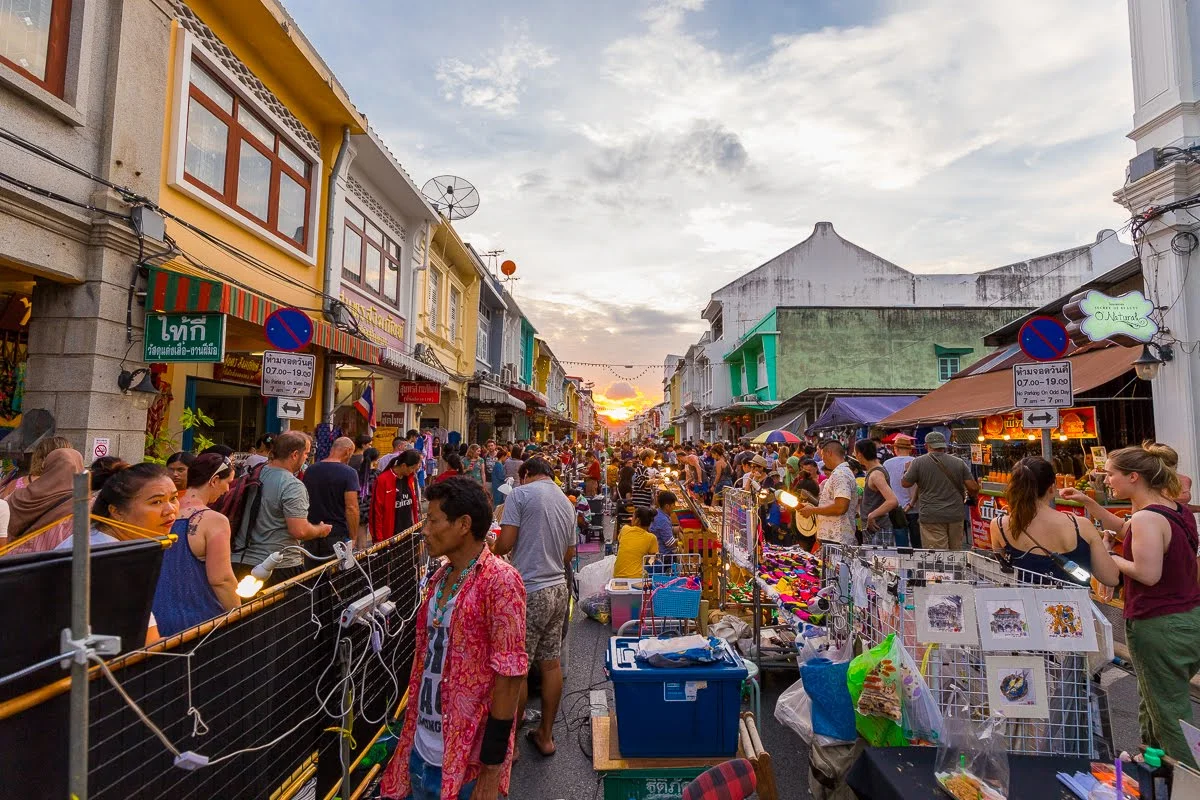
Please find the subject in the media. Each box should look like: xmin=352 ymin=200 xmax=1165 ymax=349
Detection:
xmin=914 ymin=585 xmax=979 ymax=646
xmin=974 ymin=588 xmax=1043 ymax=651
xmin=985 ymin=656 xmax=1050 ymax=719
xmin=987 ymin=600 xmax=1029 ymax=638
xmin=1035 ymin=589 xmax=1098 ymax=652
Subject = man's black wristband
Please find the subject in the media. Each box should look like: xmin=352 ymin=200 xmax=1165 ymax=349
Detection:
xmin=479 ymin=714 xmax=514 ymax=765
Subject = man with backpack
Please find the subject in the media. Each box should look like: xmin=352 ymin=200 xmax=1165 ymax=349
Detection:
xmin=229 ymin=431 xmax=331 ymax=585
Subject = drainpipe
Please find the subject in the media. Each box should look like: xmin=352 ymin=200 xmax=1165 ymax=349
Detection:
xmin=321 ymin=126 xmax=352 ymax=422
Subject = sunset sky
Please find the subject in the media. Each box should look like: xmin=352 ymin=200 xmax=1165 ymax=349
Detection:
xmin=286 ymin=0 xmax=1135 ymax=420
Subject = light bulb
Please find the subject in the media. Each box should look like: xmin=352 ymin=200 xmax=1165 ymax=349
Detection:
xmin=1058 ymin=434 xmax=1068 ymax=442
xmin=776 ymin=490 xmax=799 ymax=509
xmin=977 ymin=435 xmax=985 ymax=442
xmin=236 ymin=575 xmax=264 ymax=598
xmin=1002 ymin=435 xmax=1011 ymax=441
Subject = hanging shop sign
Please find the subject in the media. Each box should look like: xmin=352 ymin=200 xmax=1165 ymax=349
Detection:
xmin=261 ymin=350 xmax=316 ymax=399
xmin=979 ymin=407 xmax=1097 ymax=441
xmin=1063 ymin=289 xmax=1158 ymax=346
xmin=475 ymin=407 xmax=497 ymax=423
xmin=379 ymin=411 xmax=405 ymax=428
xmin=214 ymin=354 xmax=262 ymax=385
xmin=494 ymin=412 xmax=514 ymax=427
xmin=143 ymin=313 xmax=226 ymax=363
xmin=398 ymin=381 xmax=441 ymax=404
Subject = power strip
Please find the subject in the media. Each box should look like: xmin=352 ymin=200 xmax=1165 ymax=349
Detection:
xmin=339 ymin=586 xmax=391 ymax=628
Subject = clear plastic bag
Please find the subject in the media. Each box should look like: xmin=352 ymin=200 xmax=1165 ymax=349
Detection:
xmin=934 ymin=685 xmax=1010 ymax=800
xmin=894 ymin=641 xmax=944 ymax=746
xmin=775 ymin=674 xmax=856 ymax=747
xmin=847 ymin=633 xmax=905 ymax=746
xmin=576 ymin=554 xmax=615 ymax=600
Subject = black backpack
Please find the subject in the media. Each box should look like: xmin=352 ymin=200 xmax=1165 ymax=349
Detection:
xmin=212 ymin=461 xmax=267 ymax=553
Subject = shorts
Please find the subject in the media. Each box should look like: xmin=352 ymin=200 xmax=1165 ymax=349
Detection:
xmin=525 ymin=584 xmax=569 ymax=663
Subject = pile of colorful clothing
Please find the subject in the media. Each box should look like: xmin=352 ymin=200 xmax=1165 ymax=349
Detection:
xmin=757 ymin=547 xmax=824 ymax=623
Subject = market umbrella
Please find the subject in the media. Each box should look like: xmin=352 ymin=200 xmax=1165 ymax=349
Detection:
xmin=751 ymin=429 xmax=802 ymax=445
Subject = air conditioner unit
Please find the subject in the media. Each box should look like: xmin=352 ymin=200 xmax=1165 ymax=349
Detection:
xmin=739 ymin=394 xmax=757 ymax=402
xmin=501 ymin=364 xmax=515 ymax=384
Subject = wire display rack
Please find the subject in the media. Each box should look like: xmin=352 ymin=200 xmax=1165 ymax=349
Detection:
xmin=821 ymin=544 xmax=1105 ymax=757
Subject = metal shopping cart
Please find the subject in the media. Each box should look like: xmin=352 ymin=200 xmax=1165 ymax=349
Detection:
xmin=616 ymin=552 xmax=703 ymax=638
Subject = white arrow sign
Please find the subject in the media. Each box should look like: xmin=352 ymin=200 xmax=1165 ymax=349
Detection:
xmin=277 ymin=398 xmax=306 ymax=419
xmin=1021 ymin=408 xmax=1060 ymax=429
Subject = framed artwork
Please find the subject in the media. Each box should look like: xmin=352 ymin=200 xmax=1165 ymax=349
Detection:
xmin=975 ymin=588 xmax=1044 ymax=651
xmin=985 ymin=655 xmax=1050 ymax=719
xmin=914 ymin=584 xmax=979 ymax=646
xmin=1036 ymin=589 xmax=1098 ymax=652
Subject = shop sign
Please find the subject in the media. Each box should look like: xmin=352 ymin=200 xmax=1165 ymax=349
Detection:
xmin=144 ymin=313 xmax=226 ymax=363
xmin=372 ymin=426 xmax=398 ymax=454
xmin=214 ymin=354 xmax=262 ymax=385
xmin=339 ymin=288 xmax=406 ymax=350
xmin=379 ymin=411 xmax=405 ymax=428
xmin=979 ymin=407 xmax=1097 ymax=441
xmin=494 ymin=412 xmax=514 ymax=427
xmin=398 ymin=381 xmax=441 ymax=404
xmin=261 ymin=350 xmax=316 ymax=399
xmin=475 ymin=407 xmax=496 ymax=423
xmin=1064 ymin=289 xmax=1158 ymax=346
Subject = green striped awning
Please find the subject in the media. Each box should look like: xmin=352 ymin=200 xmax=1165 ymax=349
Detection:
xmin=145 ymin=267 xmax=381 ymax=363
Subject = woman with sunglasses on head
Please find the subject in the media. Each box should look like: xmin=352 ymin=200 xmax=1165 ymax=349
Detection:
xmin=152 ymin=453 xmax=240 ymax=637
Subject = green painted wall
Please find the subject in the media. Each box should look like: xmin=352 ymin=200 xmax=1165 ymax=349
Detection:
xmin=726 ymin=310 xmax=778 ymax=401
xmin=775 ymin=306 xmax=1030 ymax=396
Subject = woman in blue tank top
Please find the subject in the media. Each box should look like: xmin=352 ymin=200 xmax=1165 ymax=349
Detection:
xmin=152 ymin=453 xmax=240 ymax=637
xmin=988 ymin=457 xmax=1120 ymax=587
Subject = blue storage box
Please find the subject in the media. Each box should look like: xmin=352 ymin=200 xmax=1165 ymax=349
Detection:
xmin=606 ymin=636 xmax=748 ymax=758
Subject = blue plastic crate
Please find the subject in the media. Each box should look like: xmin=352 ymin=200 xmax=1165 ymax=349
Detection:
xmin=650 ymin=576 xmax=701 ymax=618
xmin=606 ymin=636 xmax=748 ymax=758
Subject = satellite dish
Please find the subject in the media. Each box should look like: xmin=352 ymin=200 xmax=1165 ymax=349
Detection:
xmin=421 ymin=175 xmax=480 ymax=221
xmin=500 ymin=259 xmax=517 ymax=276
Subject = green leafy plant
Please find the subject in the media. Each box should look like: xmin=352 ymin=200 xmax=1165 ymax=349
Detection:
xmin=144 ymin=406 xmax=216 ymax=463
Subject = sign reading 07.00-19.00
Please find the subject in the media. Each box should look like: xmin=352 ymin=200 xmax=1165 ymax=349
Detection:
xmin=143 ymin=313 xmax=226 ymax=363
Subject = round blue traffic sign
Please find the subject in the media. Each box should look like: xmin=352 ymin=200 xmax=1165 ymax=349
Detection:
xmin=1018 ymin=316 xmax=1069 ymax=362
xmin=265 ymin=307 xmax=314 ymax=352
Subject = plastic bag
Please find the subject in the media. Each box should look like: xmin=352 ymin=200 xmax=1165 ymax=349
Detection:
xmin=801 ymin=657 xmax=857 ymax=741
xmin=580 ymin=591 xmax=610 ymax=624
xmin=895 ymin=642 xmax=944 ymax=746
xmin=846 ymin=633 xmax=906 ymax=746
xmin=775 ymin=674 xmax=856 ymax=747
xmin=577 ymin=554 xmax=615 ymax=600
xmin=934 ymin=685 xmax=1009 ymax=800
xmin=635 ymin=634 xmax=724 ymax=667
xmin=710 ymin=614 xmax=750 ymax=645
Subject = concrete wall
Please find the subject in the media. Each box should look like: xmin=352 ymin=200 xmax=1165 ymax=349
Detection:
xmin=775 ymin=306 xmax=1028 ymax=397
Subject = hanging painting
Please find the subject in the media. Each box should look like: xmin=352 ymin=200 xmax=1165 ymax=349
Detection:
xmin=1036 ymin=588 xmax=1098 ymax=653
xmin=975 ymin=588 xmax=1045 ymax=651
xmin=985 ymin=655 xmax=1050 ymax=719
xmin=914 ymin=584 xmax=979 ymax=646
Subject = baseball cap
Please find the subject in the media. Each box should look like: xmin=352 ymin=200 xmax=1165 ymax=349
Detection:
xmin=924 ymin=431 xmax=948 ymax=450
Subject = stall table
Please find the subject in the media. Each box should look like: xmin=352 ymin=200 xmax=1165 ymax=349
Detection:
xmin=845 ymin=746 xmax=1090 ymax=800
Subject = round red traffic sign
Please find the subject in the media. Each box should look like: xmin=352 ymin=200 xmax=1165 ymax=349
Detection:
xmin=1018 ymin=316 xmax=1070 ymax=362
xmin=264 ymin=307 xmax=314 ymax=352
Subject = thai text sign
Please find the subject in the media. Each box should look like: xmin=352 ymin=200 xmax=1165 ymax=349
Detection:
xmin=144 ymin=313 xmax=226 ymax=363
xmin=339 ymin=289 xmax=406 ymax=350
xmin=261 ymin=351 xmax=315 ymax=399
xmin=398 ymin=381 xmax=441 ymax=404
xmin=1064 ymin=289 xmax=1158 ymax=346
xmin=980 ymin=407 xmax=1097 ymax=441
xmin=1013 ymin=360 xmax=1072 ymax=408
xmin=214 ymin=354 xmax=262 ymax=385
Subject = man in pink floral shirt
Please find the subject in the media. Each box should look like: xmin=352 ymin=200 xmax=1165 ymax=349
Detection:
xmin=382 ymin=477 xmax=528 ymax=800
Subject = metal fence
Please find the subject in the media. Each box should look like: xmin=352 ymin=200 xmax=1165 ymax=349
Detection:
xmin=821 ymin=544 xmax=1102 ymax=757
xmin=0 ymin=527 xmax=424 ymax=800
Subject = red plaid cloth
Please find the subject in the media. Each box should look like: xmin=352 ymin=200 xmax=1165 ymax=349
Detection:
xmin=682 ymin=758 xmax=757 ymax=800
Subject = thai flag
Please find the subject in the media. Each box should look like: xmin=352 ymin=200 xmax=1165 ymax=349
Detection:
xmin=354 ymin=383 xmax=375 ymax=427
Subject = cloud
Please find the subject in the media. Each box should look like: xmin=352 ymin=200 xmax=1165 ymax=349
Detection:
xmin=605 ymin=382 xmax=637 ymax=400
xmin=435 ymin=23 xmax=557 ymax=115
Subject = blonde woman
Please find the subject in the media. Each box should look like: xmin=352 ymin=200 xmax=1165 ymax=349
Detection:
xmin=464 ymin=443 xmax=486 ymax=484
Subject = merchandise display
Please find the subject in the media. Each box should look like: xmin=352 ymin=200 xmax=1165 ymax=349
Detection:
xmin=754 ymin=547 xmax=825 ymax=624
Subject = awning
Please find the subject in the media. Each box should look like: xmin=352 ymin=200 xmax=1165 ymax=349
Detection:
xmin=146 ymin=266 xmax=381 ymax=363
xmin=806 ymin=395 xmax=921 ymax=434
xmin=744 ymin=410 xmax=806 ymax=441
xmin=470 ymin=384 xmax=526 ymax=410
xmin=508 ymin=386 xmax=547 ymax=408
xmin=382 ymin=347 xmax=449 ymax=384
xmin=879 ymin=345 xmax=1140 ymax=428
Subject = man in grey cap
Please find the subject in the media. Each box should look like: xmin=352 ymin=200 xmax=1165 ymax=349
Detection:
xmin=900 ymin=432 xmax=979 ymax=549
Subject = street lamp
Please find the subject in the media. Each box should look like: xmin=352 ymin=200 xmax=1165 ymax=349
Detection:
xmin=1132 ymin=343 xmax=1174 ymax=381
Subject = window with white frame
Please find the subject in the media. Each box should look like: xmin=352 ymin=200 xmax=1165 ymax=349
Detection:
xmin=449 ymin=287 xmax=461 ymax=341
xmin=477 ymin=305 xmax=491 ymax=362
xmin=756 ymin=353 xmax=766 ymax=389
xmin=938 ymin=356 xmax=961 ymax=382
xmin=426 ymin=269 xmax=440 ymax=331
xmin=182 ymin=58 xmax=312 ymax=248
xmin=341 ymin=203 xmax=401 ymax=306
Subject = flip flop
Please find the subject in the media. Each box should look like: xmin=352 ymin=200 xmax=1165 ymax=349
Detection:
xmin=525 ymin=728 xmax=556 ymax=757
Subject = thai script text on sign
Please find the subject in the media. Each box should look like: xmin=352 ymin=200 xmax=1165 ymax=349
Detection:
xmin=144 ymin=313 xmax=226 ymax=363
xmin=1013 ymin=361 xmax=1073 ymax=408
xmin=261 ymin=351 xmax=316 ymax=399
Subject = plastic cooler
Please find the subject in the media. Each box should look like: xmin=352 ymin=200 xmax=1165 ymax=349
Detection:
xmin=606 ymin=636 xmax=748 ymax=758
xmin=607 ymin=579 xmax=645 ymax=631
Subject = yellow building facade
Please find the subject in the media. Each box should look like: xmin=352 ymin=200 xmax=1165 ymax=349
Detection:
xmin=144 ymin=0 xmax=375 ymax=453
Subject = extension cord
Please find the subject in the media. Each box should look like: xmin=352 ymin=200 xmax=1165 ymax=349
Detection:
xmin=339 ymin=586 xmax=391 ymax=628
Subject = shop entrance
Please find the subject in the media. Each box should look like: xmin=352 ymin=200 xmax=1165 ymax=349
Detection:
xmin=185 ymin=377 xmax=276 ymax=452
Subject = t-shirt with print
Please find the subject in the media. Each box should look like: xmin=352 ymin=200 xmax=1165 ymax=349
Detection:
xmin=815 ymin=462 xmax=858 ymax=546
xmin=394 ymin=476 xmax=418 ymax=535
xmin=500 ymin=478 xmax=575 ymax=593
xmin=903 ymin=453 xmax=972 ymax=523
xmin=236 ymin=465 xmax=309 ymax=568
xmin=414 ymin=593 xmax=454 ymax=767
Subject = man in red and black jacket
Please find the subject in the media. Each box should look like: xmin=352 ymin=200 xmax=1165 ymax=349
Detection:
xmin=370 ymin=449 xmax=423 ymax=542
